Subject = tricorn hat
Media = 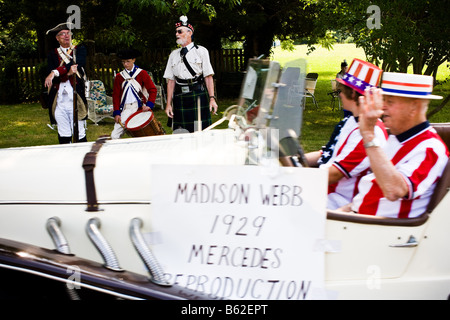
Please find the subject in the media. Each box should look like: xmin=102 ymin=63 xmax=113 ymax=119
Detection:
xmin=336 ymin=58 xmax=383 ymax=95
xmin=46 ymin=22 xmax=75 ymax=35
xmin=117 ymin=48 xmax=142 ymax=60
xmin=175 ymin=15 xmax=194 ymax=32
xmin=381 ymin=72 xmax=442 ymax=100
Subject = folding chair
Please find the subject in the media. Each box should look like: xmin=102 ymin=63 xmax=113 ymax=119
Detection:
xmin=86 ymin=80 xmax=114 ymax=125
xmin=328 ymin=79 xmax=341 ymax=110
xmin=304 ymin=73 xmax=318 ymax=109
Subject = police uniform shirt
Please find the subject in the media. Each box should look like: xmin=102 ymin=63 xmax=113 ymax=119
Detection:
xmin=163 ymin=42 xmax=214 ymax=82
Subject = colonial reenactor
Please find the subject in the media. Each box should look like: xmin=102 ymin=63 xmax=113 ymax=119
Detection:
xmin=110 ymin=48 xmax=157 ymax=139
xmin=163 ymin=16 xmax=218 ymax=133
xmin=44 ymin=22 xmax=88 ymax=144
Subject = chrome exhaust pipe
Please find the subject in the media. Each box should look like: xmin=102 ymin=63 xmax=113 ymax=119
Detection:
xmin=86 ymin=217 xmax=122 ymax=272
xmin=46 ymin=217 xmax=80 ymax=300
xmin=46 ymin=217 xmax=71 ymax=255
xmin=130 ymin=218 xmax=170 ymax=286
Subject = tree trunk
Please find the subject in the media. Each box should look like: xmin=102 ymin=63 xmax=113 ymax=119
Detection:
xmin=243 ymin=27 xmax=275 ymax=64
xmin=427 ymin=94 xmax=450 ymax=119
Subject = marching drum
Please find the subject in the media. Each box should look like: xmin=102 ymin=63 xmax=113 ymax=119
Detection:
xmin=124 ymin=110 xmax=165 ymax=137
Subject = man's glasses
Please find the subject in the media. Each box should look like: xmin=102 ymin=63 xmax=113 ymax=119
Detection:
xmin=57 ymin=32 xmax=72 ymax=37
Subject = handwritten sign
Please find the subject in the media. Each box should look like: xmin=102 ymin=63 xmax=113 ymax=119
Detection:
xmin=150 ymin=164 xmax=327 ymax=300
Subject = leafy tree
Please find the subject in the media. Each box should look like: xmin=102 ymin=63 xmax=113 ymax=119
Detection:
xmin=1 ymin=0 xmax=321 ymax=62
xmin=115 ymin=0 xmax=321 ymax=64
xmin=315 ymin=0 xmax=450 ymax=78
xmin=210 ymin=0 xmax=319 ymax=62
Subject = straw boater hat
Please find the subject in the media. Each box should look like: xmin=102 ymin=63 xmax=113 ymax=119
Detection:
xmin=336 ymin=58 xmax=383 ymax=94
xmin=175 ymin=15 xmax=194 ymax=32
xmin=381 ymin=72 xmax=443 ymax=100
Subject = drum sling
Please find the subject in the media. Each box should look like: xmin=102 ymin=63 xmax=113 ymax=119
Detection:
xmin=82 ymin=135 xmax=110 ymax=211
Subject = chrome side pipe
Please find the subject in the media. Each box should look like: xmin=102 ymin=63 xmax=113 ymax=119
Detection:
xmin=129 ymin=218 xmax=170 ymax=286
xmin=86 ymin=217 xmax=123 ymax=271
xmin=46 ymin=217 xmax=71 ymax=255
xmin=46 ymin=217 xmax=80 ymax=300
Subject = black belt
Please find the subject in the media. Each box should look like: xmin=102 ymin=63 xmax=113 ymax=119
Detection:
xmin=174 ymin=83 xmax=204 ymax=95
xmin=175 ymin=75 xmax=204 ymax=85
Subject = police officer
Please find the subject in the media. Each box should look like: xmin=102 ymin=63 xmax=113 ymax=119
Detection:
xmin=163 ymin=16 xmax=218 ymax=132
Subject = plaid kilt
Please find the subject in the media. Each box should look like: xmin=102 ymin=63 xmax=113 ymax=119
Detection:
xmin=173 ymin=89 xmax=211 ymax=132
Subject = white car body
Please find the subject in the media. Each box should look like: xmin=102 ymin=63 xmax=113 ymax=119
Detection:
xmin=1 ymin=59 xmax=449 ymax=300
xmin=0 ymin=126 xmax=449 ymax=300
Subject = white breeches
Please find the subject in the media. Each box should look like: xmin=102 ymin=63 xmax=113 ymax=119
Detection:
xmin=55 ymin=85 xmax=86 ymax=139
xmin=110 ymin=102 xmax=139 ymax=139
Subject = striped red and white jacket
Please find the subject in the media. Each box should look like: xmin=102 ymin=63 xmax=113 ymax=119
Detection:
xmin=352 ymin=121 xmax=449 ymax=218
xmin=321 ymin=116 xmax=388 ymax=209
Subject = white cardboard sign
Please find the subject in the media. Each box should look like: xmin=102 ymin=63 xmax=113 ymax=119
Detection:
xmin=151 ymin=164 xmax=327 ymax=300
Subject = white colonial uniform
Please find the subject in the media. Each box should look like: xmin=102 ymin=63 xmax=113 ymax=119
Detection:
xmin=52 ymin=46 xmax=86 ymax=141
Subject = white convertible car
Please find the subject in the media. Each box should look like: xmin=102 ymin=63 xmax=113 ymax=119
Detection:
xmin=0 ymin=60 xmax=449 ymax=300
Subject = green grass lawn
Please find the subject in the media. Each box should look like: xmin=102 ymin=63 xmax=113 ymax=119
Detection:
xmin=0 ymin=103 xmax=228 ymax=149
xmin=1 ymin=44 xmax=449 ymax=152
xmin=272 ymin=43 xmax=450 ymax=151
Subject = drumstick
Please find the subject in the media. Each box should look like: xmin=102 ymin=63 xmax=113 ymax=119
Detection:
xmin=203 ymin=117 xmax=226 ymax=131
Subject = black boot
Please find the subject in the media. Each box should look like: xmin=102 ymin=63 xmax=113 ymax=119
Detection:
xmin=58 ymin=135 xmax=72 ymax=144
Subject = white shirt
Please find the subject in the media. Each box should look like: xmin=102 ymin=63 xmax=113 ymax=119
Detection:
xmin=163 ymin=42 xmax=214 ymax=81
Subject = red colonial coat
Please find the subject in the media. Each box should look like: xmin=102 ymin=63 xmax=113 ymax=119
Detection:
xmin=112 ymin=68 xmax=157 ymax=116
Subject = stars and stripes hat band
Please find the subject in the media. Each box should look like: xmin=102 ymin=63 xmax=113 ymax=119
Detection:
xmin=336 ymin=58 xmax=382 ymax=94
xmin=381 ymin=72 xmax=442 ymax=100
